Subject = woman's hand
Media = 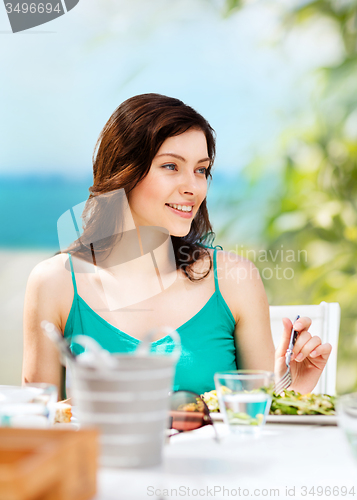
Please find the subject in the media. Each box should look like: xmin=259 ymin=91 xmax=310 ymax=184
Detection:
xmin=274 ymin=317 xmax=332 ymax=395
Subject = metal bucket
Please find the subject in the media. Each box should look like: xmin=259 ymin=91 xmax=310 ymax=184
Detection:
xmin=69 ymin=329 xmax=180 ymax=468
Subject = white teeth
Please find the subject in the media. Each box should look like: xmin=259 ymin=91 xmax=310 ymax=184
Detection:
xmin=167 ymin=203 xmax=193 ymax=212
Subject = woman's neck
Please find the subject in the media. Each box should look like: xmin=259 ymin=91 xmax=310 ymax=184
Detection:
xmin=92 ymin=226 xmax=177 ymax=310
xmin=92 ymin=226 xmax=176 ymax=279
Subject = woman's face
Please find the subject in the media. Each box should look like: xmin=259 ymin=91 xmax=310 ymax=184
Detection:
xmin=128 ymin=128 xmax=210 ymax=236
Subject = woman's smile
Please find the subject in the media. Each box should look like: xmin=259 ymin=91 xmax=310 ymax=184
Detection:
xmin=165 ymin=202 xmax=194 ymax=218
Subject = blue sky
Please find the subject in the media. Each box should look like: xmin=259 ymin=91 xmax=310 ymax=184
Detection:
xmin=0 ymin=0 xmax=343 ymax=178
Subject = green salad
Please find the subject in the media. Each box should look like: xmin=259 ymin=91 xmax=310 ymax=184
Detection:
xmin=201 ymin=389 xmax=336 ymax=416
xmin=270 ymin=390 xmax=336 ymax=416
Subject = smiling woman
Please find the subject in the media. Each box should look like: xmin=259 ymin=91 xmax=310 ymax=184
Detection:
xmin=22 ymin=93 xmax=332 ymax=401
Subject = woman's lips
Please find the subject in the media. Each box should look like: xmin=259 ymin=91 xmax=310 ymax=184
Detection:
xmin=165 ymin=204 xmax=193 ymax=219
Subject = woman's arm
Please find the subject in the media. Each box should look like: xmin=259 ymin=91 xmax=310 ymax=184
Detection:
xmin=22 ymin=256 xmax=69 ymax=401
xmin=217 ymin=251 xmax=275 ymax=372
xmin=217 ymin=251 xmax=332 ymax=394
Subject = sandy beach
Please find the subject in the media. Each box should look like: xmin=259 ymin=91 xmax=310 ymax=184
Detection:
xmin=0 ymin=249 xmax=55 ymax=386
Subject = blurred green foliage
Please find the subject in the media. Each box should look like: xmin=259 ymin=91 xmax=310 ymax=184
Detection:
xmin=220 ymin=0 xmax=357 ymax=394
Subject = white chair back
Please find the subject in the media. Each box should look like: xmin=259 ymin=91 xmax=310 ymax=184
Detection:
xmin=269 ymin=302 xmax=340 ymax=395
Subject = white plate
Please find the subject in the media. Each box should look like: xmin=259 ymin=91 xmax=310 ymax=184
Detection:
xmin=266 ymin=414 xmax=337 ymax=425
xmin=209 ymin=412 xmax=337 ymax=426
xmin=53 ymin=422 xmax=81 ymax=430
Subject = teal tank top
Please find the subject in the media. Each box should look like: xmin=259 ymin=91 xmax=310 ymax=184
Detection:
xmin=63 ymin=246 xmax=238 ymax=397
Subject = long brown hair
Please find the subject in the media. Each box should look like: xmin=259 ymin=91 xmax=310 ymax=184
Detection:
xmin=66 ymin=93 xmax=217 ymax=280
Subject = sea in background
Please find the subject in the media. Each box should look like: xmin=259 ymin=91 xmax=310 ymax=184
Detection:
xmin=0 ymin=174 xmax=92 ymax=250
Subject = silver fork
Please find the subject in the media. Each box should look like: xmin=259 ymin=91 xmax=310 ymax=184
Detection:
xmin=274 ymin=315 xmax=300 ymax=394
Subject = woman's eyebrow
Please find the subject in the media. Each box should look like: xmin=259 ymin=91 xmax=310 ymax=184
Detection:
xmin=156 ymin=153 xmax=210 ymax=163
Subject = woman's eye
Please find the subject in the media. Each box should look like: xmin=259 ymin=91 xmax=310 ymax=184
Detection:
xmin=161 ymin=164 xmax=207 ymax=175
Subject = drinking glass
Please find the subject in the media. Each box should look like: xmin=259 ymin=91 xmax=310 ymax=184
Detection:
xmin=0 ymin=383 xmax=58 ymax=428
xmin=214 ymin=370 xmax=274 ymax=435
xmin=337 ymin=392 xmax=357 ymax=461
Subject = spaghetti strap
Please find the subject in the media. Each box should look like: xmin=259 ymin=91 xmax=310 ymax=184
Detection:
xmin=67 ymin=253 xmax=78 ymax=296
xmin=213 ymin=246 xmax=220 ymax=293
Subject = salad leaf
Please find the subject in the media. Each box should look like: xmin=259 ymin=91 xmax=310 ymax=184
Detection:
xmin=201 ymin=388 xmax=336 ymax=416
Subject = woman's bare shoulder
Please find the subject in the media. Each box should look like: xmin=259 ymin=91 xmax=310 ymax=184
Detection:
xmin=27 ymin=253 xmax=72 ymax=296
xmin=215 ymin=249 xmax=267 ymax=322
xmin=24 ymin=253 xmax=74 ymax=333
xmin=191 ymin=247 xmax=255 ymax=278
xmin=215 ymin=249 xmax=259 ymax=276
xmin=29 ymin=253 xmax=68 ymax=278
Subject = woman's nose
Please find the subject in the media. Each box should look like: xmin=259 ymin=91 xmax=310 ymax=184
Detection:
xmin=177 ymin=170 xmax=199 ymax=194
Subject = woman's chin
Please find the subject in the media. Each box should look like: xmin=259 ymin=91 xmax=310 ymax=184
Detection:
xmin=169 ymin=226 xmax=191 ymax=237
